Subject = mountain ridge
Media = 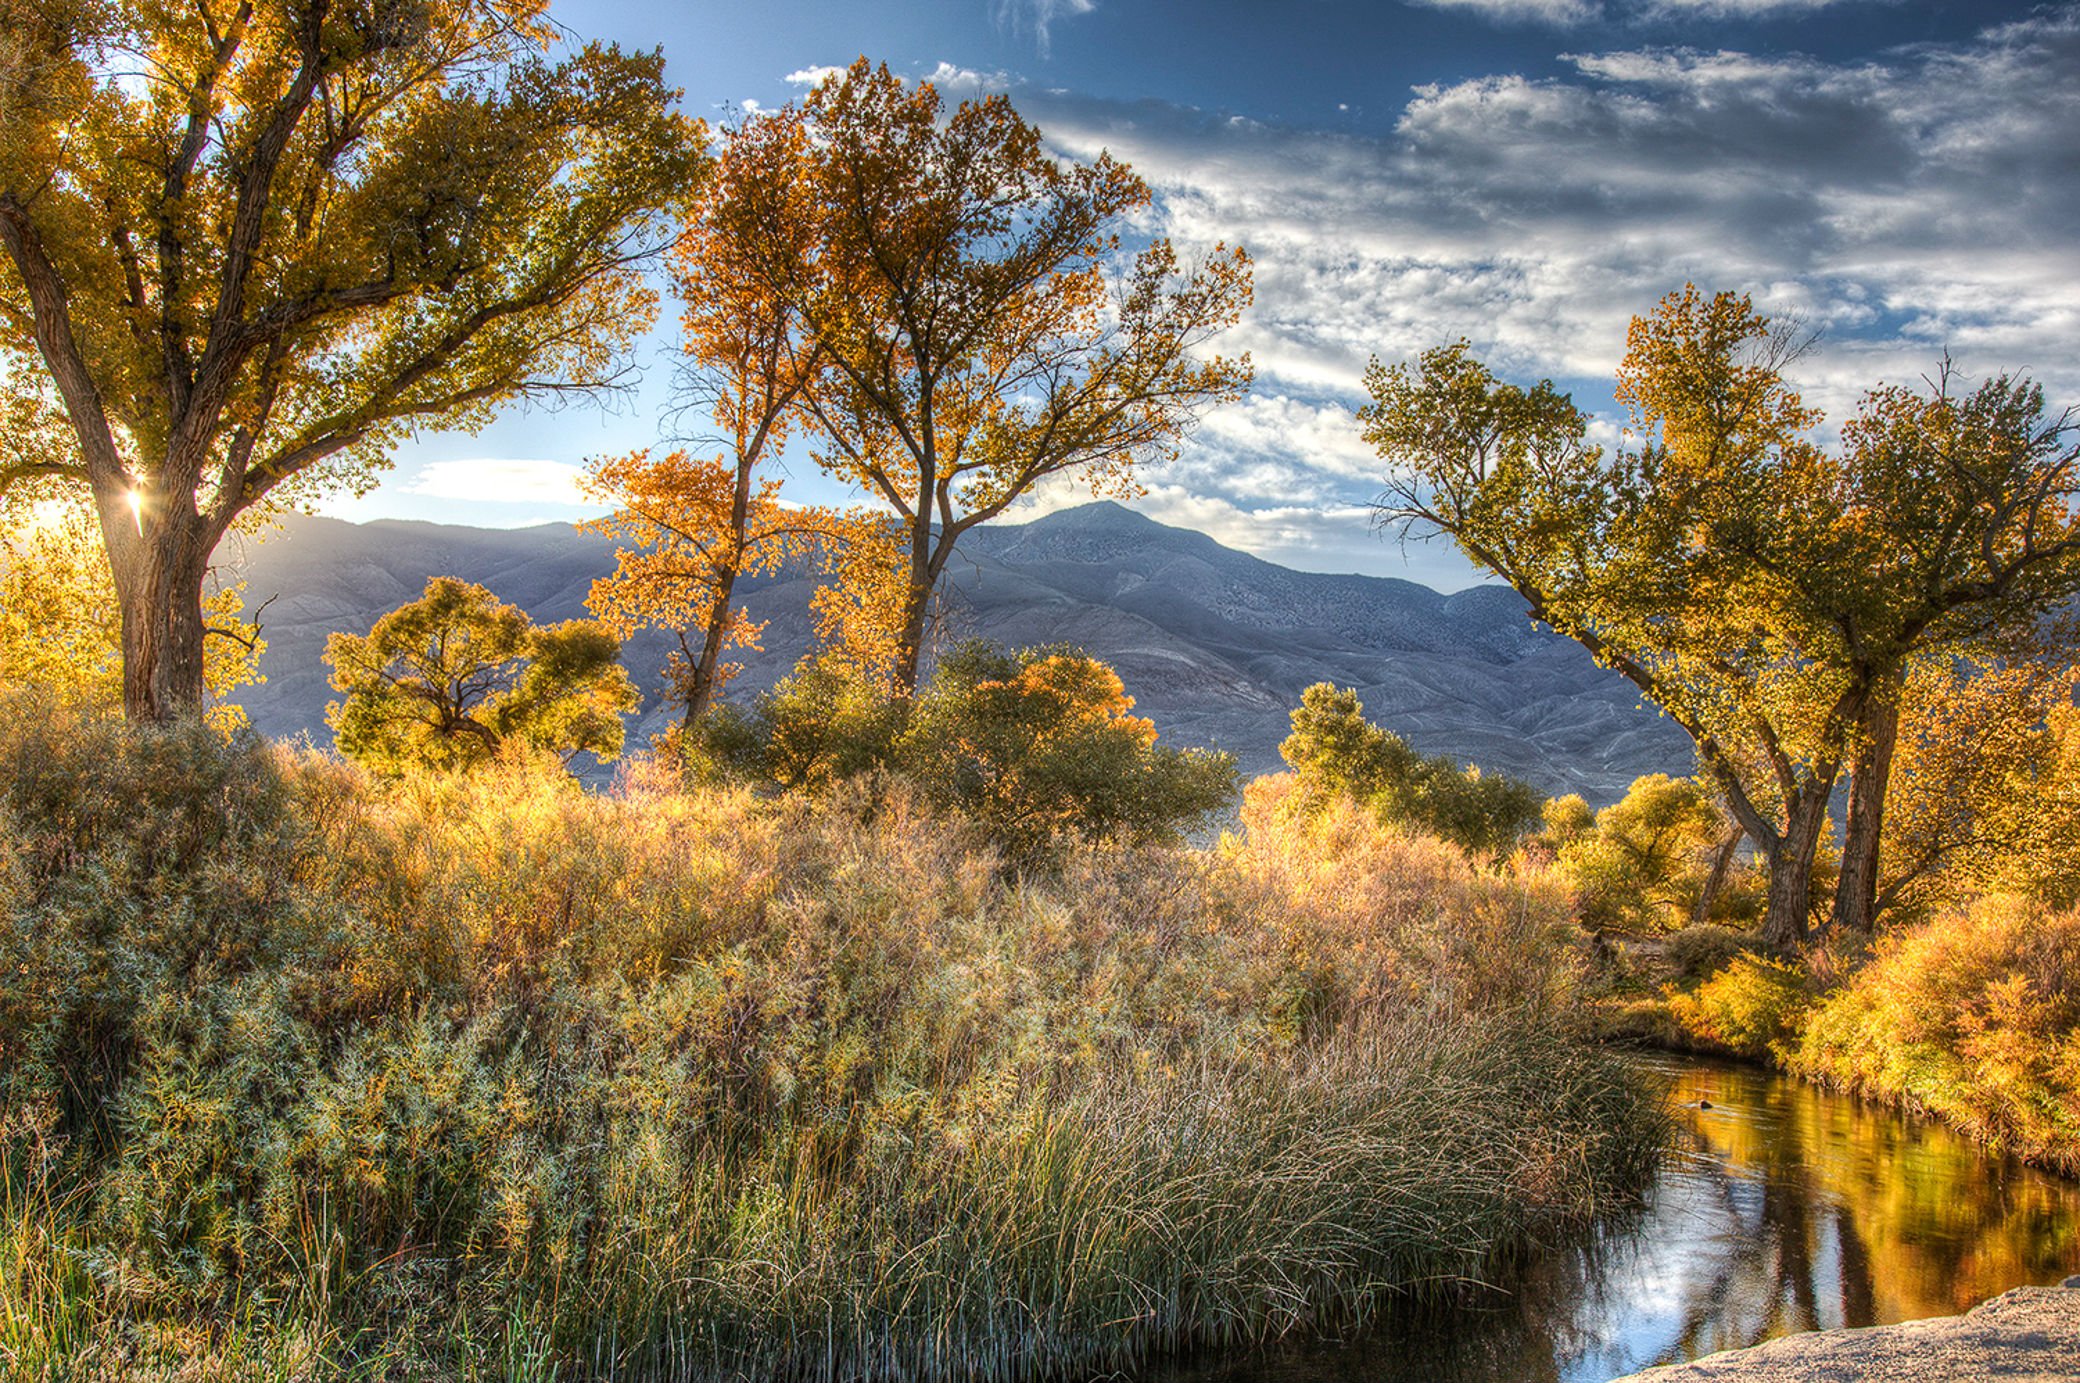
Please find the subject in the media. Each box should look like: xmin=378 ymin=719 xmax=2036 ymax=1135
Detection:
xmin=226 ymin=500 xmax=1691 ymax=800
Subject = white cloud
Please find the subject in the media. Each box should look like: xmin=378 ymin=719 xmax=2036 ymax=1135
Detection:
xmin=991 ymin=0 xmax=1098 ymax=57
xmin=1405 ymin=0 xmax=1602 ymax=24
xmin=969 ymin=10 xmax=2080 ymax=575
xmin=783 ymin=65 xmax=845 ymax=88
xmin=402 ymin=459 xmax=602 ymax=508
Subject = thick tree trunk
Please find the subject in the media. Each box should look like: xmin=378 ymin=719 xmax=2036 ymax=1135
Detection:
xmin=1759 ymin=791 xmax=1830 ymax=950
xmin=109 ymin=515 xmax=214 ymax=723
xmin=1832 ymin=684 xmax=1902 ymax=936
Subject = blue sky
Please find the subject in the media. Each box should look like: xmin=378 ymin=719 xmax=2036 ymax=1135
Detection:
xmin=323 ymin=0 xmax=2080 ymax=589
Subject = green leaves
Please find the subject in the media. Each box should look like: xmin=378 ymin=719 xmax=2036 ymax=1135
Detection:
xmin=324 ymin=575 xmax=636 ymax=774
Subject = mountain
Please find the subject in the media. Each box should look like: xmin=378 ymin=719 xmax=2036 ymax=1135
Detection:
xmin=226 ymin=502 xmax=1691 ymax=801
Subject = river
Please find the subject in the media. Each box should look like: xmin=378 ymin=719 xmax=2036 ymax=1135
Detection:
xmin=1164 ymin=1052 xmax=2080 ymax=1383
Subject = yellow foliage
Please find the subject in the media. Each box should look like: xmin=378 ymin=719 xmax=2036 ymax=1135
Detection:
xmin=1795 ymin=894 xmax=2080 ymax=1173
xmin=0 ymin=497 xmax=263 ymax=732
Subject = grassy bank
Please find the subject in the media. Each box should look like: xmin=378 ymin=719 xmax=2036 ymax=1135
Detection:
xmin=0 ymin=708 xmax=1659 ymax=1381
xmin=1597 ymin=903 xmax=2080 ymax=1178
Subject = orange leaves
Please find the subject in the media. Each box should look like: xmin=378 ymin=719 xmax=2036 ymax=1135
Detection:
xmin=719 ymin=61 xmax=1251 ymax=687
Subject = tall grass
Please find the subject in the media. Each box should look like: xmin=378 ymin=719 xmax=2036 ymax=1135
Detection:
xmin=0 ymin=698 xmax=1660 ymax=1381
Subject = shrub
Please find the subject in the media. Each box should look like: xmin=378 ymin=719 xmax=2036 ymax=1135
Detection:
xmin=1280 ymin=683 xmax=1541 ymax=858
xmin=900 ymin=643 xmax=1237 ymax=863
xmin=1664 ymin=952 xmax=1811 ymax=1061
xmin=0 ymin=712 xmax=1657 ymax=1382
xmin=1793 ymin=894 xmax=2080 ymax=1173
xmin=1556 ymin=774 xmax=1754 ymax=935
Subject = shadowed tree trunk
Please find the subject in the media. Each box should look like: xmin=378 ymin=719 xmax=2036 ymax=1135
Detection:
xmin=1833 ymin=683 xmax=1902 ymax=935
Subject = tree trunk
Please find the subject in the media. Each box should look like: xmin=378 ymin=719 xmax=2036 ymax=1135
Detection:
xmin=891 ymin=539 xmax=936 ymax=693
xmin=108 ymin=513 xmax=214 ymax=724
xmin=1832 ymin=684 xmax=1901 ymax=936
xmin=1690 ymin=825 xmax=1745 ymax=927
xmin=680 ymin=580 xmax=737 ymax=730
xmin=1759 ymin=791 xmax=1830 ymax=950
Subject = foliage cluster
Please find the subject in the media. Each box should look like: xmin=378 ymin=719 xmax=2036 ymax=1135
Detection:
xmin=324 ymin=577 xmax=637 ymax=774
xmin=1663 ymin=953 xmax=1813 ymax=1063
xmin=1279 ymin=683 xmax=1542 ymax=857
xmin=696 ymin=643 xmax=1239 ymax=865
xmin=0 ymin=697 xmax=1657 ymax=1382
xmin=1792 ymin=894 xmax=2080 ymax=1175
xmin=1545 ymin=775 xmax=1760 ymax=936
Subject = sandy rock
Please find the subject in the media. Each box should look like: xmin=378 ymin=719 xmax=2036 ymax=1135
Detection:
xmin=1611 ymin=1286 xmax=2080 ymax=1382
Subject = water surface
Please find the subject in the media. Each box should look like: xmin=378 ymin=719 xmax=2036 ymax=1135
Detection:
xmin=1164 ymin=1053 xmax=2080 ymax=1383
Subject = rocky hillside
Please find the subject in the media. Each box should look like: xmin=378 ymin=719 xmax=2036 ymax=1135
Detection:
xmin=227 ymin=501 xmax=1690 ymax=800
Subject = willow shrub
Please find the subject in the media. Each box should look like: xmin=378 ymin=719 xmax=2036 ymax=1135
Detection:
xmin=0 ymin=698 xmax=1659 ymax=1382
xmin=1793 ymin=894 xmax=2080 ymax=1174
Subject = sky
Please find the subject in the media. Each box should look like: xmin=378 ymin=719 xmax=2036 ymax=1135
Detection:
xmin=320 ymin=0 xmax=2080 ymax=590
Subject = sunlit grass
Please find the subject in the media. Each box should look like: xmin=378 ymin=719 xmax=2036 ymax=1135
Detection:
xmin=0 ymin=695 xmax=1660 ymax=1380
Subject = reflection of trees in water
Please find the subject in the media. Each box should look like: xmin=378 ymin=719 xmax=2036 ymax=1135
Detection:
xmin=1669 ymin=1060 xmax=2080 ymax=1333
xmin=1154 ymin=1058 xmax=2080 ymax=1383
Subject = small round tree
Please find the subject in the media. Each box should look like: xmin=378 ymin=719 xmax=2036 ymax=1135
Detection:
xmin=324 ymin=577 xmax=636 ymax=775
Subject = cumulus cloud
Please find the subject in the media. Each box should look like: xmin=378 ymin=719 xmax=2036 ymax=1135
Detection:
xmin=783 ymin=65 xmax=845 ymax=88
xmin=403 ymin=459 xmax=601 ymax=508
xmin=970 ymin=9 xmax=2080 ymax=575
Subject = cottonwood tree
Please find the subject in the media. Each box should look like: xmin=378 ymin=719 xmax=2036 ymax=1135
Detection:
xmin=582 ymin=114 xmax=863 ymax=727
xmin=0 ymin=495 xmax=265 ymax=731
xmin=1364 ymin=310 xmax=1851 ymax=946
xmin=1366 ymin=287 xmax=2080 ymax=944
xmin=0 ymin=0 xmax=702 ymax=722
xmin=732 ymin=61 xmax=1252 ymax=690
xmin=1794 ymin=372 xmax=2080 ymax=931
xmin=324 ymin=576 xmax=635 ymax=773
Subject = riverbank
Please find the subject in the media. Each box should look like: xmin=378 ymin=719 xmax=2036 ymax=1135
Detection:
xmin=1612 ymin=1281 xmax=2080 ymax=1381
xmin=0 ymin=712 xmax=1660 ymax=1382
xmin=1590 ymin=899 xmax=2080 ymax=1181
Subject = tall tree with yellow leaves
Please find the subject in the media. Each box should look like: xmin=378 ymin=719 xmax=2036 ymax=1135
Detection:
xmin=583 ymin=115 xmax=880 ymax=725
xmin=1366 ymin=286 xmax=2080 ymax=945
xmin=730 ymin=62 xmax=1252 ymax=690
xmin=0 ymin=0 xmax=702 ymax=722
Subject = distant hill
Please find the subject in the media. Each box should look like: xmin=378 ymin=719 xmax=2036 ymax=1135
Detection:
xmin=226 ymin=501 xmax=1691 ymax=801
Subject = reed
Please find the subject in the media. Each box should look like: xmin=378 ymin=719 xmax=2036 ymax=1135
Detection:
xmin=0 ymin=698 xmax=1660 ymax=1381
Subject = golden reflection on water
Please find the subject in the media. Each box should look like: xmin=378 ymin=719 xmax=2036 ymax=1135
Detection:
xmin=1664 ymin=1055 xmax=2080 ymax=1334
xmin=1159 ymin=1054 xmax=2080 ymax=1383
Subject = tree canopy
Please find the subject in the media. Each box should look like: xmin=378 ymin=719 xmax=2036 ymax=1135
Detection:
xmin=1365 ymin=286 xmax=2080 ymax=944
xmin=325 ymin=576 xmax=636 ymax=774
xmin=1279 ymin=683 xmax=1541 ymax=859
xmin=720 ymin=61 xmax=1252 ymax=689
xmin=0 ymin=0 xmax=703 ymax=720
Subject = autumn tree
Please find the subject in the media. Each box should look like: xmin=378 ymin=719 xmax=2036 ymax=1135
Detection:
xmin=901 ymin=642 xmax=1237 ymax=862
xmin=1365 ymin=288 xmax=2080 ymax=945
xmin=0 ymin=0 xmax=702 ymax=722
xmin=324 ymin=576 xmax=635 ymax=773
xmin=1878 ymin=644 xmax=2080 ymax=920
xmin=0 ymin=494 xmax=264 ymax=731
xmin=729 ymin=61 xmax=1252 ymax=690
xmin=1792 ymin=372 xmax=2080 ymax=932
xmin=1280 ymin=683 xmax=1542 ymax=858
xmin=582 ymin=113 xmax=863 ymax=727
xmin=1363 ymin=329 xmax=1850 ymax=947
